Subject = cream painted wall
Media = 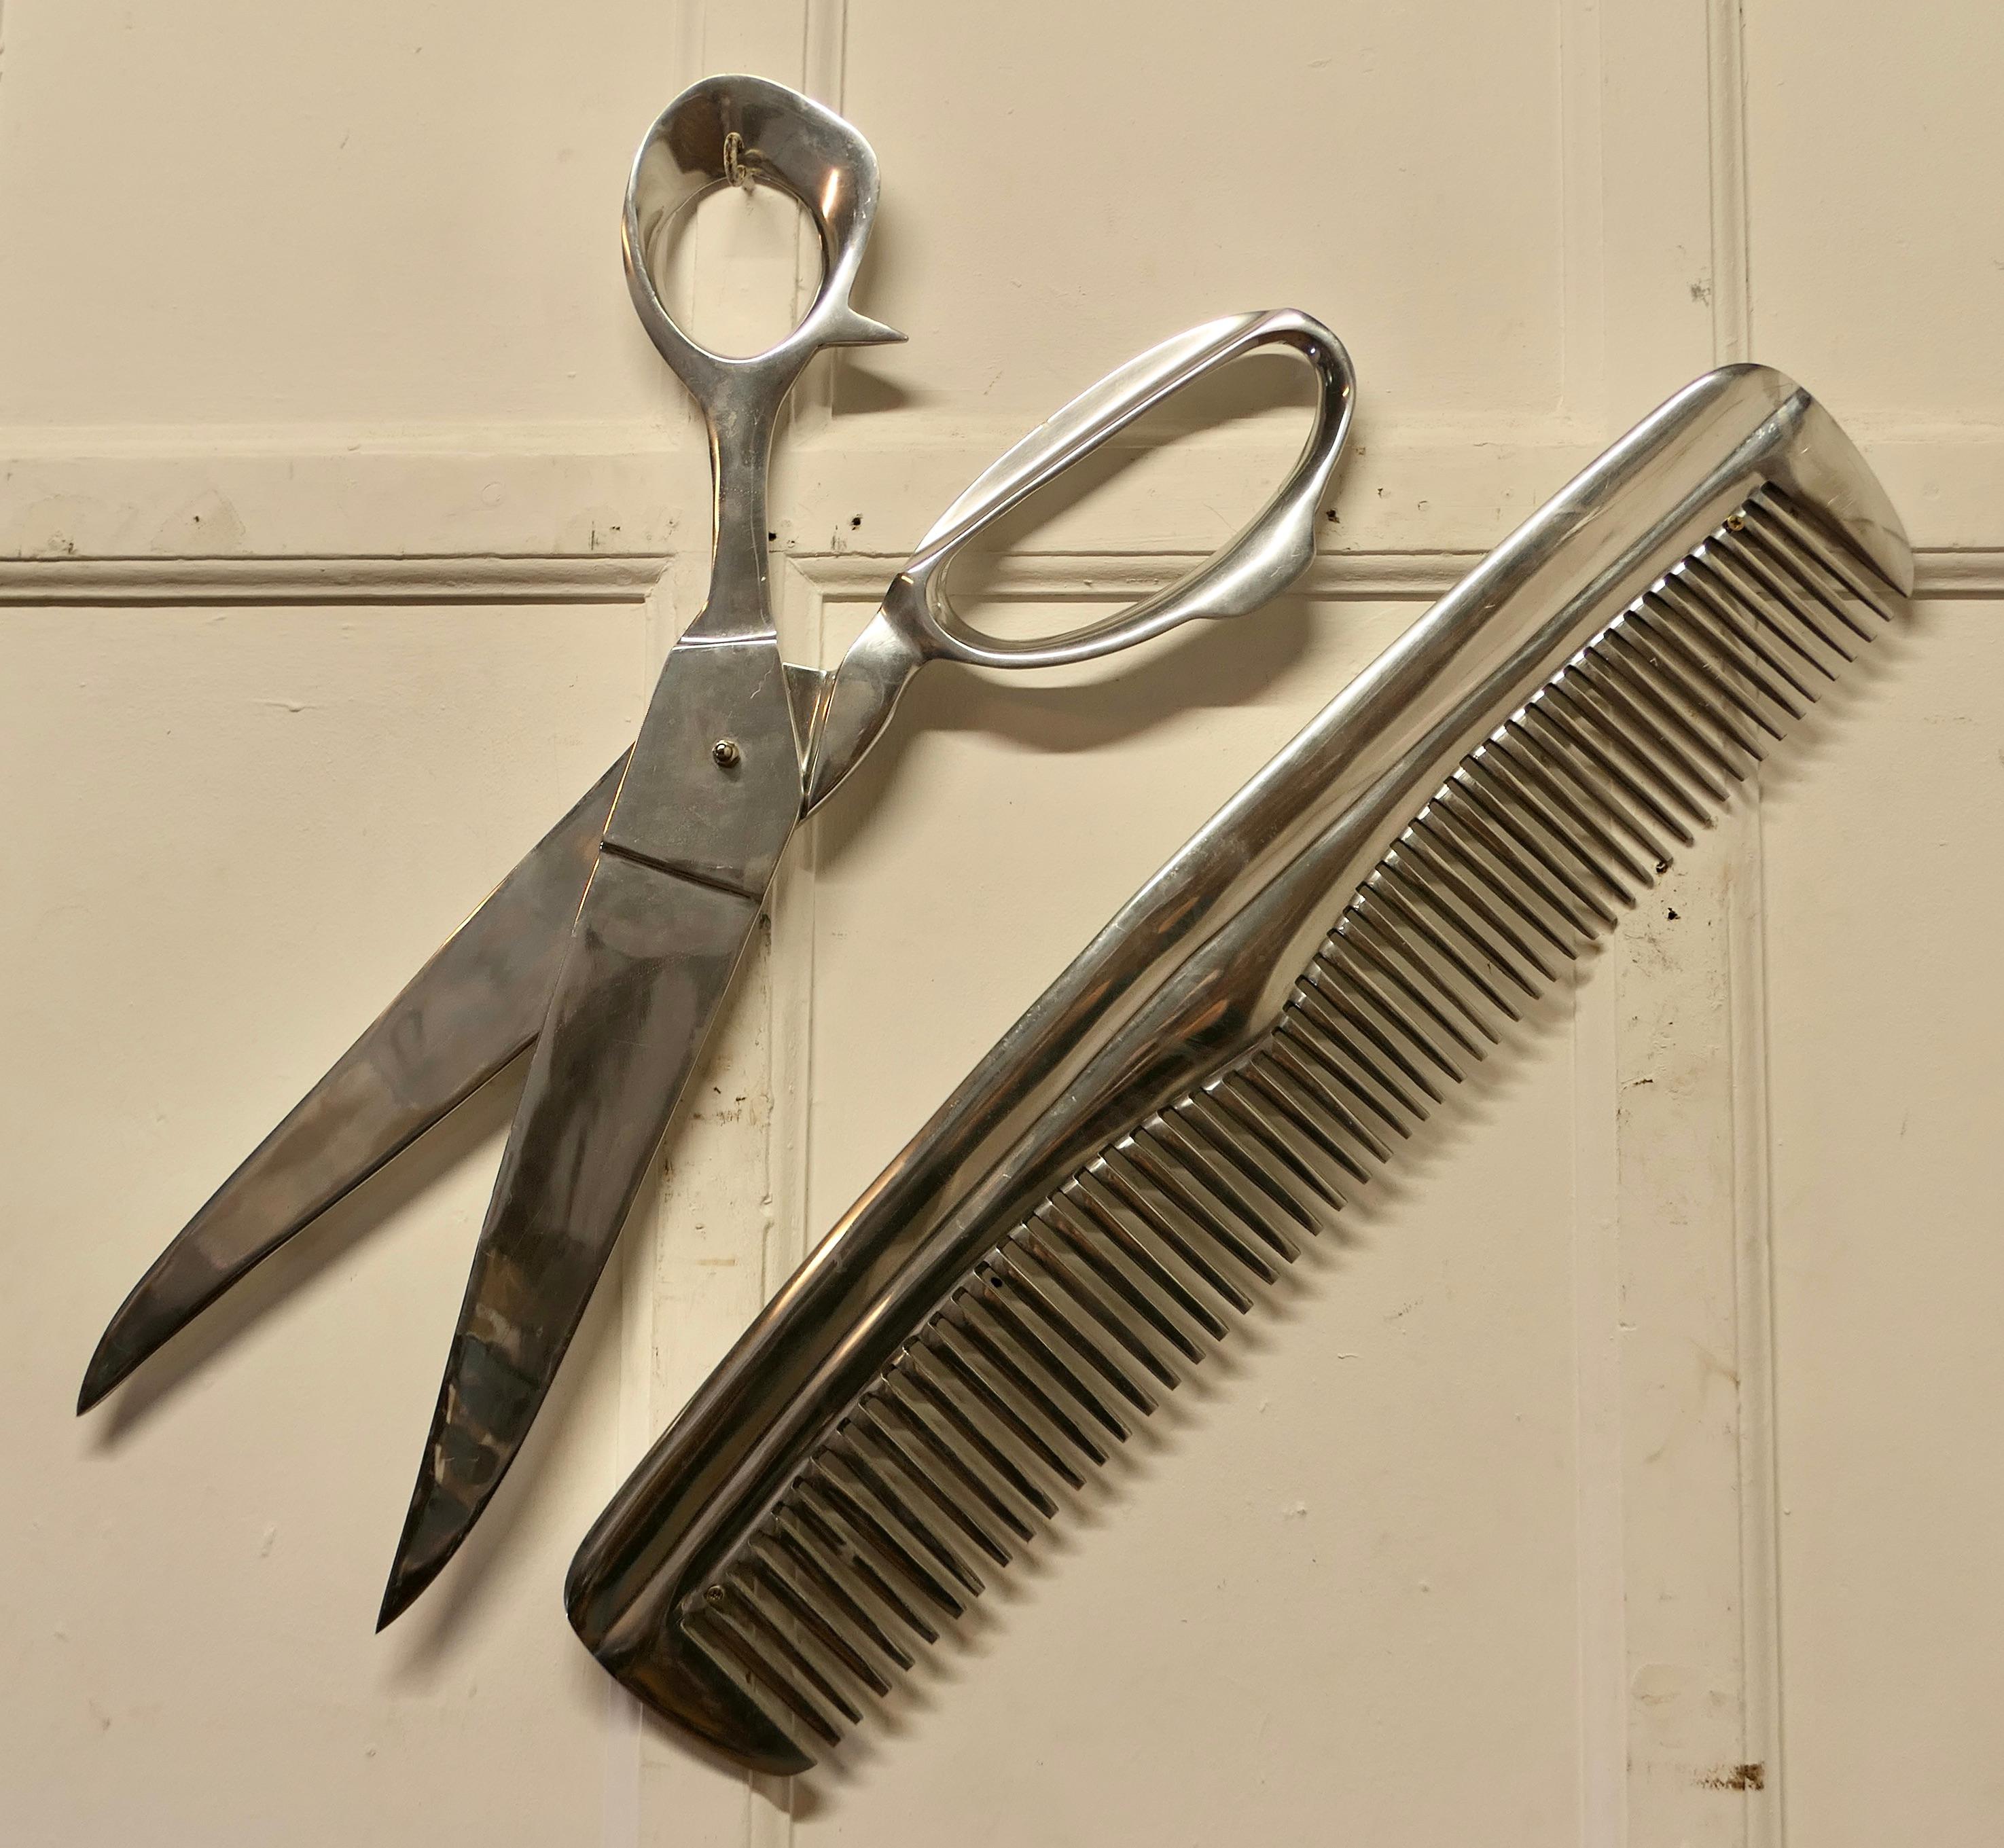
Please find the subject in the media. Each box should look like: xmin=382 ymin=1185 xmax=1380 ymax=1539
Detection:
xmin=3 ymin=3 xmax=1999 ymax=1845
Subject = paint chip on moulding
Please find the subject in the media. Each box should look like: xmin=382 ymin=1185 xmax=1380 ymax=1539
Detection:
xmin=1696 ymin=1762 xmax=1766 ymax=1792
xmin=152 ymin=490 xmax=249 ymax=554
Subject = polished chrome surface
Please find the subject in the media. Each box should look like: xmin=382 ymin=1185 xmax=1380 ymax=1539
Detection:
xmin=75 ymin=756 xmax=626 ymax=1413
xmin=382 ymin=70 xmax=1351 ymax=1623
xmin=801 ymin=306 xmax=1356 ymax=810
xmin=382 ymin=854 xmax=766 ymax=1622
xmin=77 ymin=73 xmax=1357 ymax=1635
xmin=563 ymin=363 xmax=1912 ymax=1775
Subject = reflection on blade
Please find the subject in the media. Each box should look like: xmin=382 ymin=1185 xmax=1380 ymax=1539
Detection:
xmin=376 ymin=849 xmax=764 ymax=1627
xmin=77 ymin=755 xmax=628 ymax=1414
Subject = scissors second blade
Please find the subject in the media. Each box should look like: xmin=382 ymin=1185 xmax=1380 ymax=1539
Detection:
xmin=78 ymin=755 xmax=626 ymax=1414
xmin=376 ymin=848 xmax=770 ymax=1627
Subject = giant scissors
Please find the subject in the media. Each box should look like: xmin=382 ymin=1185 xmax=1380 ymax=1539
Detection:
xmin=80 ymin=75 xmax=1355 ymax=1628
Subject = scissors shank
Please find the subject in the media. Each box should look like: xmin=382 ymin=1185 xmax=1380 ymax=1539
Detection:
xmin=603 ymin=636 xmax=803 ymax=887
xmin=77 ymin=755 xmax=626 ymax=1413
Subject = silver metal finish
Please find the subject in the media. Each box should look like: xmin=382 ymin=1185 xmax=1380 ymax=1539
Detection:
xmin=77 ymin=73 xmax=1357 ymax=1633
xmin=562 ymin=363 xmax=1912 ymax=1775
xmin=75 ymin=757 xmax=628 ymax=1413
xmin=802 ymin=309 xmax=1355 ymax=811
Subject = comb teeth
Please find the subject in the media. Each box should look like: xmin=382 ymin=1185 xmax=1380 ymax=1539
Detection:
xmin=679 ymin=485 xmax=1899 ymax=1760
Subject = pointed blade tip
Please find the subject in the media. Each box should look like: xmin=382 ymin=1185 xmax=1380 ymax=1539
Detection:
xmin=376 ymin=1464 xmax=478 ymax=1631
xmin=77 ymin=1333 xmax=137 ymax=1415
xmin=375 ymin=1551 xmax=441 ymax=1632
xmin=78 ymin=1271 xmax=210 ymax=1415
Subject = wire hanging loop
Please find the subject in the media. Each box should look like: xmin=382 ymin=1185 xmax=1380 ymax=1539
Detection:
xmin=721 ymin=130 xmax=752 ymax=191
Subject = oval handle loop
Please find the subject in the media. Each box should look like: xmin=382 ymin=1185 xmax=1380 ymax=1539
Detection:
xmin=625 ymin=76 xmax=904 ymax=645
xmin=887 ymin=308 xmax=1356 ymax=668
xmin=802 ymin=311 xmax=1357 ymax=812
xmin=623 ymin=75 xmax=904 ymax=416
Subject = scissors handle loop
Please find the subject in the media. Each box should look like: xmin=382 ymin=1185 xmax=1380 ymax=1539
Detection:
xmin=624 ymin=77 xmax=904 ymax=643
xmin=889 ymin=308 xmax=1356 ymax=669
xmin=623 ymin=75 xmax=903 ymax=409
xmin=802 ymin=311 xmax=1357 ymax=811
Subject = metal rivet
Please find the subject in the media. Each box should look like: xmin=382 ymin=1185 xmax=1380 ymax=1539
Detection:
xmin=711 ymin=738 xmax=742 ymax=769
xmin=704 ymin=1583 xmax=727 ymax=1608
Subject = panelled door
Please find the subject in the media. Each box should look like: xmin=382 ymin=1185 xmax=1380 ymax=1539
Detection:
xmin=5 ymin=2 xmax=1999 ymax=1843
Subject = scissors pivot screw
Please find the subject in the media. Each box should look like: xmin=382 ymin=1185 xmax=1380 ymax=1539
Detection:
xmin=710 ymin=738 xmax=742 ymax=769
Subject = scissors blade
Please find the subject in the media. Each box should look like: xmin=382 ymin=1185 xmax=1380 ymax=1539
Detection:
xmin=77 ymin=754 xmax=627 ymax=1414
xmin=376 ymin=853 xmax=766 ymax=1625
xmin=378 ymin=636 xmax=803 ymax=1626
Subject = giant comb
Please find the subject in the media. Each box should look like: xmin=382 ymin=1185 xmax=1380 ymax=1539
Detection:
xmin=565 ymin=364 xmax=1911 ymax=1772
